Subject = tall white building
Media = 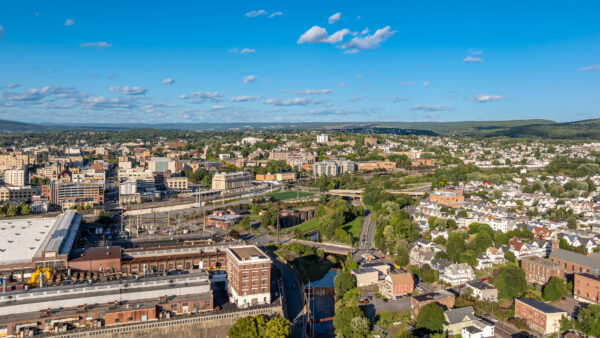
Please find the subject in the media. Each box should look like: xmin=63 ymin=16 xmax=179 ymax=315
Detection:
xmin=3 ymin=167 xmax=26 ymax=187
xmin=317 ymin=134 xmax=329 ymax=143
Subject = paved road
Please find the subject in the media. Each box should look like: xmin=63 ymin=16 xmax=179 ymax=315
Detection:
xmin=268 ymin=252 xmax=306 ymax=338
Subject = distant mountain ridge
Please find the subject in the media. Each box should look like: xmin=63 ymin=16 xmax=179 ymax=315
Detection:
xmin=2 ymin=118 xmax=600 ymax=139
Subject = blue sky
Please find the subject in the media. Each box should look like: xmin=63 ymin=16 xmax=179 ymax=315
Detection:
xmin=0 ymin=1 xmax=598 ymax=124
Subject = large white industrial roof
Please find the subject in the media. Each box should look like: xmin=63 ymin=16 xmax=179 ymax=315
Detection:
xmin=0 ymin=217 xmax=56 ymax=265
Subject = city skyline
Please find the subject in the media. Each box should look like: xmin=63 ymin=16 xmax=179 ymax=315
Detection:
xmin=0 ymin=1 xmax=599 ymax=124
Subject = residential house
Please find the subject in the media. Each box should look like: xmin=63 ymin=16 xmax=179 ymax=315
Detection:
xmin=476 ymin=254 xmax=493 ymax=270
xmin=443 ymin=306 xmax=478 ymax=336
xmin=440 ymin=263 xmax=475 ymax=286
xmin=351 ymin=268 xmax=379 ymax=287
xmin=465 ymin=281 xmax=498 ymax=302
xmin=486 ymin=246 xmax=506 ymax=265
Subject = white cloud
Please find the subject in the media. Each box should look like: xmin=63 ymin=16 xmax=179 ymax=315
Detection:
xmin=297 ymin=26 xmax=350 ymax=44
xmin=64 ymin=18 xmax=75 ymax=26
xmin=475 ymin=94 xmax=502 ymax=102
xmin=295 ymin=89 xmax=333 ymax=95
xmin=470 ymin=49 xmax=483 ymax=55
xmin=230 ymin=95 xmax=262 ymax=102
xmin=356 ymin=74 xmax=363 ymax=79
xmin=245 ymin=10 xmax=267 ymax=17
xmin=243 ymin=75 xmax=257 ymax=84
xmin=579 ymin=65 xmax=599 ymax=72
xmin=464 ymin=56 xmax=483 ymax=63
xmin=108 ymin=86 xmax=147 ymax=95
xmin=178 ymin=91 xmax=222 ymax=103
xmin=337 ymin=82 xmax=347 ymax=86
xmin=400 ymin=82 xmax=415 ymax=86
xmin=229 ymin=47 xmax=256 ymax=54
xmin=422 ymin=81 xmax=430 ymax=87
xmin=79 ymin=41 xmax=112 ymax=48
xmin=361 ymin=28 xmax=369 ymax=35
xmin=263 ymin=97 xmax=322 ymax=106
xmin=4 ymin=83 xmax=19 ymax=89
xmin=269 ymin=12 xmax=282 ymax=18
xmin=161 ymin=78 xmax=175 ymax=85
xmin=341 ymin=26 xmax=395 ymax=52
xmin=328 ymin=12 xmax=341 ymax=24
xmin=211 ymin=105 xmax=225 ymax=110
xmin=410 ymin=105 xmax=453 ymax=111
xmin=82 ymin=96 xmax=138 ymax=110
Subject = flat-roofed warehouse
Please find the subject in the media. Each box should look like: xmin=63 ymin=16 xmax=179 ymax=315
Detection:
xmin=0 ymin=211 xmax=81 ymax=278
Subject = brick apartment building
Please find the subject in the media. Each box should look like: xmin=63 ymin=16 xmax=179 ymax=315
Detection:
xmin=514 ymin=298 xmax=567 ymax=336
xmin=429 ymin=188 xmax=464 ymax=207
xmin=521 ymin=256 xmax=564 ymax=284
xmin=574 ymin=273 xmax=600 ymax=304
xmin=411 ymin=290 xmax=455 ymax=318
xmin=549 ymin=248 xmax=600 ymax=274
xmin=225 ymin=245 xmax=272 ymax=308
xmin=379 ymin=271 xmax=414 ymax=299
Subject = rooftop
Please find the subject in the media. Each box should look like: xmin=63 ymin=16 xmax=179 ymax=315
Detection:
xmin=413 ymin=290 xmax=454 ymax=302
xmin=0 ymin=217 xmax=56 ymax=265
xmin=522 ymin=255 xmax=563 ymax=268
xmin=550 ymin=248 xmax=600 ymax=271
xmin=517 ymin=298 xmax=566 ymax=314
xmin=466 ymin=281 xmax=496 ymax=290
xmin=227 ymin=245 xmax=269 ymax=263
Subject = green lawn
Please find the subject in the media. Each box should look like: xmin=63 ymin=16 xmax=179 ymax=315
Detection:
xmin=286 ymin=218 xmax=319 ymax=233
xmin=342 ymin=216 xmax=363 ymax=242
xmin=292 ymin=255 xmax=334 ymax=282
xmin=375 ymin=310 xmax=412 ymax=337
xmin=265 ymin=190 xmax=315 ymax=201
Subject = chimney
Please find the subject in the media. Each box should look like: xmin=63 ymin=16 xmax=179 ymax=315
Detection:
xmin=2 ymin=278 xmax=6 ymax=293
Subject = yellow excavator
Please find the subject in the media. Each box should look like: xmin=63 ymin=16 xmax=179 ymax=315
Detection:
xmin=28 ymin=266 xmax=52 ymax=287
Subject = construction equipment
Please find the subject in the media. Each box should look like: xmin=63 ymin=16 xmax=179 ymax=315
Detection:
xmin=28 ymin=266 xmax=52 ymax=288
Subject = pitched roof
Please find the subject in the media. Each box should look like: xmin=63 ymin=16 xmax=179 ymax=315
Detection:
xmin=549 ymin=248 xmax=600 ymax=271
xmin=444 ymin=306 xmax=476 ymax=325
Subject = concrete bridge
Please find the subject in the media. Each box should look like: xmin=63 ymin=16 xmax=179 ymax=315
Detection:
xmin=286 ymin=239 xmax=352 ymax=255
xmin=326 ymin=188 xmax=427 ymax=199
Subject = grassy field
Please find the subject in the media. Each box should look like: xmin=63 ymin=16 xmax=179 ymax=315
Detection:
xmin=375 ymin=310 xmax=412 ymax=337
xmin=265 ymin=190 xmax=315 ymax=201
xmin=288 ymin=218 xmax=319 ymax=233
xmin=342 ymin=216 xmax=363 ymax=242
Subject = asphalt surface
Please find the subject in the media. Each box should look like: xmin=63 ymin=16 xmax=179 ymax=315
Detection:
xmin=269 ymin=252 xmax=306 ymax=338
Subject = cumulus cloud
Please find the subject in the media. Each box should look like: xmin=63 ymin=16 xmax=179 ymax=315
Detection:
xmin=4 ymin=83 xmax=19 ymax=89
xmin=337 ymin=82 xmax=347 ymax=86
xmin=474 ymin=94 xmax=502 ymax=102
xmin=161 ymin=78 xmax=175 ymax=85
xmin=400 ymin=82 xmax=415 ymax=86
xmin=361 ymin=28 xmax=369 ymax=35
xmin=295 ymin=89 xmax=333 ymax=95
xmin=0 ymin=86 xmax=86 ymax=107
xmin=579 ymin=65 xmax=599 ymax=72
xmin=245 ymin=10 xmax=267 ymax=17
xmin=297 ymin=26 xmax=350 ymax=44
xmin=410 ymin=105 xmax=454 ymax=111
xmin=263 ymin=97 xmax=323 ymax=106
xmin=328 ymin=12 xmax=341 ymax=24
xmin=269 ymin=12 xmax=282 ymax=18
xmin=229 ymin=48 xmax=256 ymax=54
xmin=108 ymin=86 xmax=147 ymax=95
xmin=178 ymin=91 xmax=222 ymax=103
xmin=340 ymin=26 xmax=395 ymax=52
xmin=82 ymin=96 xmax=138 ymax=110
xmin=230 ymin=95 xmax=262 ymax=102
xmin=470 ymin=49 xmax=483 ymax=55
xmin=243 ymin=75 xmax=257 ymax=84
xmin=79 ymin=41 xmax=112 ymax=48
xmin=464 ymin=56 xmax=483 ymax=63
xmin=64 ymin=18 xmax=75 ymax=26
xmin=211 ymin=105 xmax=225 ymax=110
xmin=422 ymin=81 xmax=430 ymax=87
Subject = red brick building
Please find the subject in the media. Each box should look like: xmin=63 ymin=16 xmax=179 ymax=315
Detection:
xmin=521 ymin=255 xmax=564 ymax=284
xmin=549 ymin=248 xmax=600 ymax=274
xmin=226 ymin=245 xmax=272 ymax=308
xmin=514 ymin=298 xmax=567 ymax=336
xmin=411 ymin=290 xmax=455 ymax=318
xmin=574 ymin=273 xmax=600 ymax=304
